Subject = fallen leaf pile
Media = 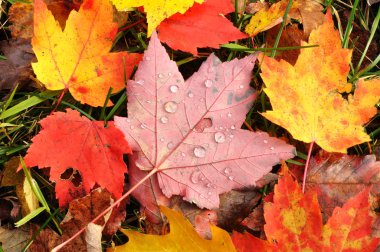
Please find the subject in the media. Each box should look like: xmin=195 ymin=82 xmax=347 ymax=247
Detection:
xmin=1 ymin=0 xmax=379 ymax=251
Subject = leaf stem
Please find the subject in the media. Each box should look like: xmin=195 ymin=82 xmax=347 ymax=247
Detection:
xmin=302 ymin=141 xmax=314 ymax=193
xmin=118 ymin=19 xmax=146 ymax=33
xmin=51 ymin=89 xmax=67 ymax=114
xmin=51 ymin=167 xmax=159 ymax=252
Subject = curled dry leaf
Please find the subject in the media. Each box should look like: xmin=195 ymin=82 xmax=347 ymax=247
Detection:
xmin=157 ymin=0 xmax=247 ymax=55
xmin=23 ymin=109 xmax=131 ymax=206
xmin=32 ymin=0 xmax=141 ymax=106
xmin=111 ymin=0 xmax=203 ymax=36
xmin=115 ymin=31 xmax=295 ymax=209
xmin=260 ymin=11 xmax=380 ymax=153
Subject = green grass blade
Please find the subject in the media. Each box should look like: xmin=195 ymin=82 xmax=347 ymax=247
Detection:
xmin=14 ymin=207 xmax=46 ymax=227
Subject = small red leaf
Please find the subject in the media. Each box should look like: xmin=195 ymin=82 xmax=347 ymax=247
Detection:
xmin=157 ymin=0 xmax=247 ymax=55
xmin=23 ymin=109 xmax=131 ymax=206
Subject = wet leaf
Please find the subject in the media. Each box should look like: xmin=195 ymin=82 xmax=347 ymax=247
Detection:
xmin=115 ymin=31 xmax=295 ymax=209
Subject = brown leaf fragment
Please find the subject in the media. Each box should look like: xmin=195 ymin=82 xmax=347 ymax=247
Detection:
xmin=30 ymin=189 xmax=116 ymax=252
xmin=0 ymin=225 xmax=30 ymax=252
xmin=8 ymin=3 xmax=34 ymax=40
xmin=289 ymin=0 xmax=324 ymax=37
xmin=0 ymin=39 xmax=35 ymax=91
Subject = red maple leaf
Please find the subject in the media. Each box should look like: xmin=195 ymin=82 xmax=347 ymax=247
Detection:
xmin=23 ymin=109 xmax=131 ymax=206
xmin=157 ymin=0 xmax=247 ymax=55
xmin=115 ymin=32 xmax=295 ymax=209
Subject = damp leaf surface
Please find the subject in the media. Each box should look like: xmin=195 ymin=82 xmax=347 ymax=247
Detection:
xmin=115 ymin=32 xmax=295 ymax=209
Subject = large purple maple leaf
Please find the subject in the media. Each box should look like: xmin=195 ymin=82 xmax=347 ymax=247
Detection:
xmin=115 ymin=32 xmax=295 ymax=209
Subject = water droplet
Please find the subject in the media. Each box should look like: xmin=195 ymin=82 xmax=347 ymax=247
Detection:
xmin=219 ymin=126 xmax=223 ymax=130
xmin=206 ymin=183 xmax=211 ymax=188
xmin=208 ymin=191 xmax=212 ymax=195
xmin=130 ymin=125 xmax=135 ymax=130
xmin=270 ymin=146 xmax=275 ymax=150
xmin=181 ymin=152 xmax=186 ymax=157
xmin=224 ymin=167 xmax=232 ymax=174
xmin=204 ymin=79 xmax=213 ymax=88
xmin=190 ymin=171 xmax=200 ymax=184
xmin=140 ymin=123 xmax=146 ymax=129
xmin=229 ymin=134 xmax=234 ymax=139
xmin=200 ymin=194 xmax=205 ymax=199
xmin=160 ymin=138 xmax=164 ymax=142
xmin=193 ymin=146 xmax=206 ymax=158
xmin=231 ymin=125 xmax=235 ymax=130
xmin=263 ymin=140 xmax=268 ymax=144
xmin=187 ymin=91 xmax=194 ymax=98
xmin=199 ymin=174 xmax=206 ymax=181
xmin=160 ymin=116 xmax=168 ymax=124
xmin=158 ymin=73 xmax=164 ymax=78
xmin=145 ymin=56 xmax=151 ymax=61
xmin=168 ymin=72 xmax=172 ymax=76
xmin=167 ymin=142 xmax=174 ymax=149
xmin=146 ymin=100 xmax=151 ymax=104
xmin=239 ymin=85 xmax=244 ymax=89
xmin=126 ymin=119 xmax=131 ymax=123
xmin=164 ymin=101 xmax=177 ymax=113
xmin=214 ymin=132 xmax=226 ymax=143
xmin=170 ymin=85 xmax=179 ymax=93
xmin=228 ymin=176 xmax=234 ymax=181
xmin=136 ymin=80 xmax=144 ymax=85
xmin=227 ymin=112 xmax=232 ymax=117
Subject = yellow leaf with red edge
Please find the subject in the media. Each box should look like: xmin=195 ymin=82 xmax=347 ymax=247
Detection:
xmin=108 ymin=206 xmax=236 ymax=252
xmin=232 ymin=164 xmax=379 ymax=251
xmin=32 ymin=0 xmax=141 ymax=107
xmin=260 ymin=11 xmax=380 ymax=153
xmin=110 ymin=0 xmax=203 ymax=36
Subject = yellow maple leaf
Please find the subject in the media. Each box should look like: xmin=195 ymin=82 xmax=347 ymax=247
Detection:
xmin=109 ymin=206 xmax=236 ymax=252
xmin=260 ymin=12 xmax=380 ymax=153
xmin=32 ymin=0 xmax=141 ymax=107
xmin=245 ymin=0 xmax=298 ymax=37
xmin=111 ymin=0 xmax=203 ymax=36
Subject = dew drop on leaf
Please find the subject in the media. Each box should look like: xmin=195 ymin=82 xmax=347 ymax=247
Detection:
xmin=187 ymin=91 xmax=194 ymax=98
xmin=193 ymin=146 xmax=206 ymax=158
xmin=158 ymin=73 xmax=164 ymax=78
xmin=200 ymin=194 xmax=205 ymax=199
xmin=136 ymin=80 xmax=144 ymax=85
xmin=168 ymin=72 xmax=172 ymax=76
xmin=204 ymin=79 xmax=213 ymax=88
xmin=160 ymin=138 xmax=164 ymax=142
xmin=130 ymin=125 xmax=135 ymax=130
xmin=231 ymin=125 xmax=235 ymax=129
xmin=181 ymin=152 xmax=186 ymax=157
xmin=207 ymin=191 xmax=212 ymax=195
xmin=270 ymin=146 xmax=275 ymax=150
xmin=239 ymin=85 xmax=244 ymax=89
xmin=145 ymin=56 xmax=151 ymax=61
xmin=227 ymin=112 xmax=232 ymax=117
xmin=224 ymin=167 xmax=232 ymax=174
xmin=167 ymin=142 xmax=174 ymax=149
xmin=170 ymin=85 xmax=179 ymax=93
xmin=263 ymin=140 xmax=268 ymax=144
xmin=228 ymin=176 xmax=234 ymax=181
xmin=140 ymin=123 xmax=146 ymax=129
xmin=164 ymin=101 xmax=177 ymax=113
xmin=160 ymin=116 xmax=168 ymax=124
xmin=214 ymin=132 xmax=226 ymax=143
xmin=206 ymin=183 xmax=211 ymax=188
xmin=190 ymin=171 xmax=201 ymax=184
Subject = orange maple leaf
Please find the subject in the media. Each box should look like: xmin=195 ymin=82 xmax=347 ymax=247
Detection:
xmin=232 ymin=164 xmax=379 ymax=251
xmin=260 ymin=11 xmax=380 ymax=153
xmin=32 ymin=0 xmax=141 ymax=107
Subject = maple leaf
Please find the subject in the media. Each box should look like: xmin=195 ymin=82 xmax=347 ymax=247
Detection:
xmin=23 ymin=109 xmax=131 ymax=207
xmin=114 ymin=31 xmax=295 ymax=209
xmin=157 ymin=0 xmax=247 ymax=55
xmin=306 ymin=151 xmax=380 ymax=217
xmin=32 ymin=0 xmax=141 ymax=107
xmin=232 ymin=165 xmax=380 ymax=251
xmin=109 ymin=206 xmax=236 ymax=251
xmin=111 ymin=0 xmax=203 ymax=36
xmin=260 ymin=12 xmax=380 ymax=153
